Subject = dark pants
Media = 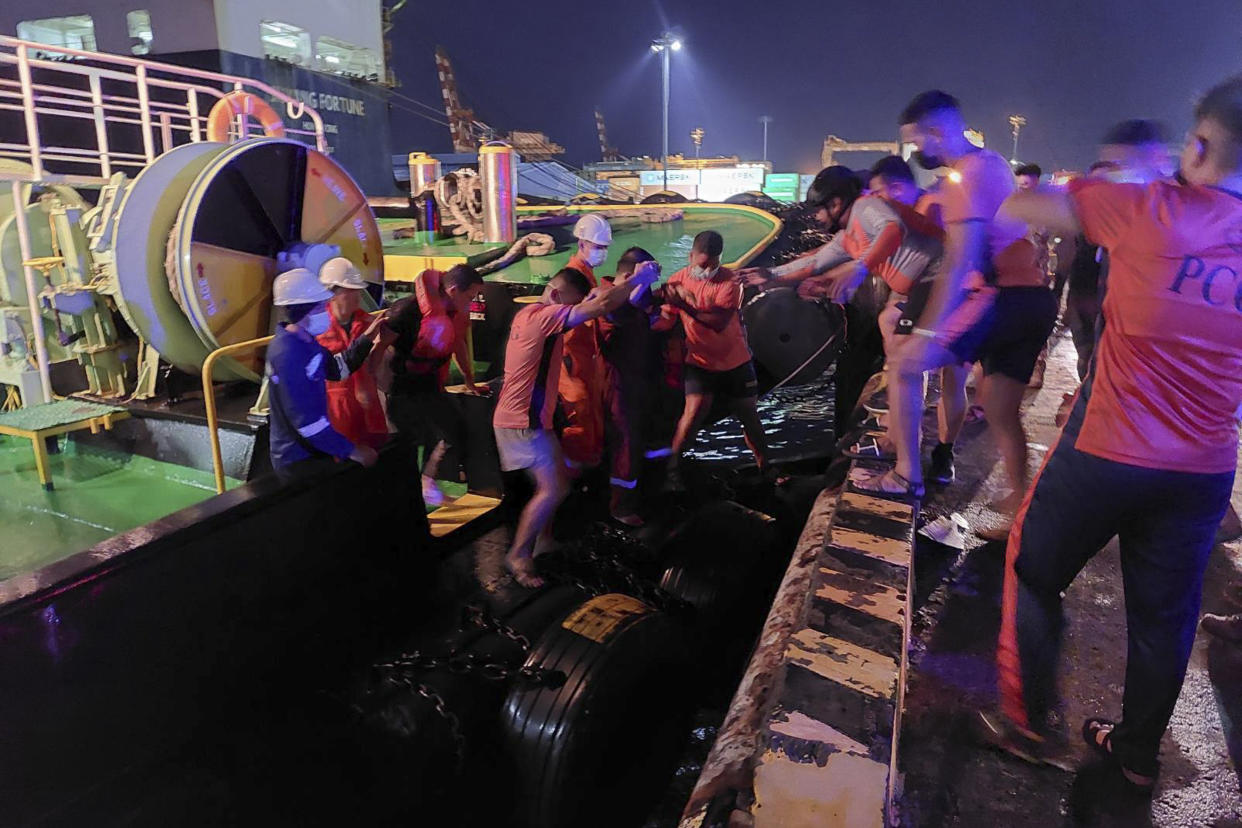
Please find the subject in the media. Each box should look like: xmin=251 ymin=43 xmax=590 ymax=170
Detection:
xmin=999 ymin=413 xmax=1232 ymax=775
xmin=833 ymin=302 xmax=885 ymax=442
xmin=388 ymin=385 xmax=460 ymax=481
xmin=1065 ymin=291 xmax=1100 ymax=382
xmin=605 ymin=369 xmax=647 ymax=516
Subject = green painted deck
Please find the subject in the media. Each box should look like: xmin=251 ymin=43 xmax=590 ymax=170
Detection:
xmin=0 ymin=436 xmax=239 ymax=582
xmin=381 ymin=206 xmax=780 ymax=286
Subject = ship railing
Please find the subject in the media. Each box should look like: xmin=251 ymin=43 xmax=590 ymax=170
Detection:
xmin=0 ymin=34 xmax=326 ymax=187
xmin=202 ymin=336 xmax=273 ymax=496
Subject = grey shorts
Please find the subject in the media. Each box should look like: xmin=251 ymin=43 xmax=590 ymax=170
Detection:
xmin=494 ymin=426 xmax=563 ymax=473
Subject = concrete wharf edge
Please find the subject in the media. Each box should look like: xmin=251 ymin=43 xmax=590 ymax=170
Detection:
xmin=681 ymin=460 xmax=916 ymax=828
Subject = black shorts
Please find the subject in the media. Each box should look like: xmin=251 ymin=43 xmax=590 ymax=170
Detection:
xmin=684 ymin=361 xmax=759 ymax=399
xmin=941 ymin=286 xmax=1058 ymax=383
xmin=892 ymin=279 xmax=935 ymax=336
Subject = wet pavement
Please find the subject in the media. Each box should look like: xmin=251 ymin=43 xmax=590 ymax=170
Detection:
xmin=898 ymin=328 xmax=1242 ymax=827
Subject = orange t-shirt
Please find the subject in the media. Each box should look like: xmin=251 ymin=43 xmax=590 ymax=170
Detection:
xmin=1069 ymin=178 xmax=1242 ymax=474
xmin=494 ymin=302 xmax=573 ymax=430
xmin=939 ymin=148 xmax=1045 ymax=288
xmin=662 ymin=265 xmax=752 ymax=371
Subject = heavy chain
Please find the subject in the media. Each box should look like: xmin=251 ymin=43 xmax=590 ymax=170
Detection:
xmin=461 ymin=603 xmax=531 ymax=652
xmin=575 ymin=537 xmax=695 ymax=615
xmin=373 ymin=651 xmax=565 ymax=689
xmin=385 ymin=674 xmax=468 ymax=773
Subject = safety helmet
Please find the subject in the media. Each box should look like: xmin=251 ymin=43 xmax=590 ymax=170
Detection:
xmin=805 ymin=165 xmax=863 ymax=209
xmin=273 ymin=267 xmax=332 ymax=306
xmin=319 ymin=257 xmax=367 ymax=290
xmin=572 ymin=212 xmax=612 ymax=246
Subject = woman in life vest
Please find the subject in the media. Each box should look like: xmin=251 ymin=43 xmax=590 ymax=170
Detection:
xmin=316 ymin=257 xmax=392 ymax=450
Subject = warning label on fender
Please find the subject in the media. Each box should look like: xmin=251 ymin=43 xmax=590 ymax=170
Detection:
xmin=561 ymin=594 xmax=649 ymax=644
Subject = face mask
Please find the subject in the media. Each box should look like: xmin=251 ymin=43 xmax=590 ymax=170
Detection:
xmin=912 ymin=150 xmax=945 ymax=171
xmin=690 ymin=265 xmax=719 ymax=281
xmin=305 ymin=310 xmax=331 ymax=336
xmin=583 ymin=247 xmax=607 ymax=268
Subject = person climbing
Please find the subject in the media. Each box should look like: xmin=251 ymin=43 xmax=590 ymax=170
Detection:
xmin=265 ymin=267 xmax=385 ymax=478
xmin=598 ymin=246 xmax=661 ymax=526
xmin=386 ymin=265 xmax=485 ymax=506
xmin=885 ymin=91 xmax=1057 ymax=539
xmin=660 ymin=231 xmax=769 ymax=490
xmin=558 ymin=213 xmax=612 ymax=474
xmin=316 ymin=257 xmax=392 ymax=451
xmin=493 ymin=264 xmax=658 ymax=587
xmin=984 ymin=75 xmax=1242 ymax=793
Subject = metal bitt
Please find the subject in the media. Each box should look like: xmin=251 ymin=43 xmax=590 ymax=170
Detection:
xmin=407 ymin=151 xmax=441 ymax=195
xmin=479 ymin=142 xmax=517 ymax=244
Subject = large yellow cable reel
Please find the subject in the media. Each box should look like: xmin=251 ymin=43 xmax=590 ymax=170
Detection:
xmin=111 ymin=139 xmax=383 ymax=382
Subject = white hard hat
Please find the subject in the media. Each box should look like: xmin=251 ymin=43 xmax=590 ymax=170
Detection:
xmin=572 ymin=213 xmax=612 ymax=246
xmin=273 ymin=267 xmax=332 ymax=306
xmin=319 ymin=257 xmax=367 ymax=290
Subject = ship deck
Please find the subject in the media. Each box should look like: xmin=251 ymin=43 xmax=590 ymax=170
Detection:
xmin=380 ymin=204 xmax=782 ymax=285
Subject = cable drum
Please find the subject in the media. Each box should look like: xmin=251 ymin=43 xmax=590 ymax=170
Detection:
xmin=742 ymin=286 xmax=844 ymax=387
xmin=500 ymin=593 xmax=693 ymax=828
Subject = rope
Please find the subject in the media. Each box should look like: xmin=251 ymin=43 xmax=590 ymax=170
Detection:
xmin=434 ymin=170 xmax=485 ymax=242
xmin=477 ymin=233 xmax=555 ymax=275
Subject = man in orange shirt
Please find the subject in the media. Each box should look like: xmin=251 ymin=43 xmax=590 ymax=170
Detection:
xmin=494 ymin=264 xmax=658 ymax=587
xmin=659 ymin=230 xmax=769 ymax=490
xmin=982 ymin=76 xmax=1242 ymax=790
xmin=557 ymin=213 xmax=612 ymax=472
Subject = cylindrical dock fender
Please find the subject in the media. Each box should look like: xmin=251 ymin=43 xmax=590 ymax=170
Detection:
xmin=499 ymin=593 xmax=693 ymax=828
xmin=340 ymin=585 xmax=588 ymax=817
xmin=742 ymin=285 xmax=844 ymax=387
xmin=657 ymin=501 xmax=780 ymax=685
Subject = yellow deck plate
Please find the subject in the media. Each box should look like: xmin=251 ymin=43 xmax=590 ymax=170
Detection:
xmin=427 ymin=492 xmax=501 ymax=538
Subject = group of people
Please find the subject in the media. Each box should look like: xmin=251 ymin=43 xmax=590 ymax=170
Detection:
xmin=264 ymin=254 xmax=485 ymax=509
xmin=744 ymin=79 xmax=1242 ymax=795
xmin=491 ymin=221 xmax=771 ymax=586
xmin=263 ymin=72 xmax=1242 ymax=795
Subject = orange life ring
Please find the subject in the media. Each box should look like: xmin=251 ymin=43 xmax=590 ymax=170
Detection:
xmin=205 ymin=91 xmax=286 ymax=142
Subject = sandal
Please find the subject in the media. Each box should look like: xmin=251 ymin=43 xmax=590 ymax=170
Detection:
xmin=505 ymin=554 xmax=545 ymax=589
xmin=964 ymin=404 xmax=986 ymax=424
xmin=1082 ymin=718 xmax=1157 ymax=790
xmin=844 ymin=434 xmax=896 ymax=460
xmin=852 ymin=468 xmax=924 ymax=499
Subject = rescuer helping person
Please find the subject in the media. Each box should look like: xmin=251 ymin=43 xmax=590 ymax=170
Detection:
xmin=316 ymin=257 xmax=393 ymax=451
xmin=558 ymin=213 xmax=612 ymax=473
xmin=265 ymin=267 xmax=387 ymax=478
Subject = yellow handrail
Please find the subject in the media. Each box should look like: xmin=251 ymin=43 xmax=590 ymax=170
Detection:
xmin=202 ymin=335 xmax=272 ymax=494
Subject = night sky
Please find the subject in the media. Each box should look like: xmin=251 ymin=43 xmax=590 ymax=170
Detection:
xmin=389 ymin=0 xmax=1242 ymax=174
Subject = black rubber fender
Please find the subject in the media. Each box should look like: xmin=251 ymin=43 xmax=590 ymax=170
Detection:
xmin=500 ymin=593 xmax=693 ymax=828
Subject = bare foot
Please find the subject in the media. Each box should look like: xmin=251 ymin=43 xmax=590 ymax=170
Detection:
xmin=505 ymin=553 xmax=544 ymax=588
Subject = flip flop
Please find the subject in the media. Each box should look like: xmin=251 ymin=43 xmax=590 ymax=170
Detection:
xmin=852 ymin=468 xmax=924 ymax=499
xmin=1082 ymin=717 xmax=1157 ymax=791
xmin=844 ymin=434 xmax=896 ymax=460
xmin=965 ymin=404 xmax=986 ymax=424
